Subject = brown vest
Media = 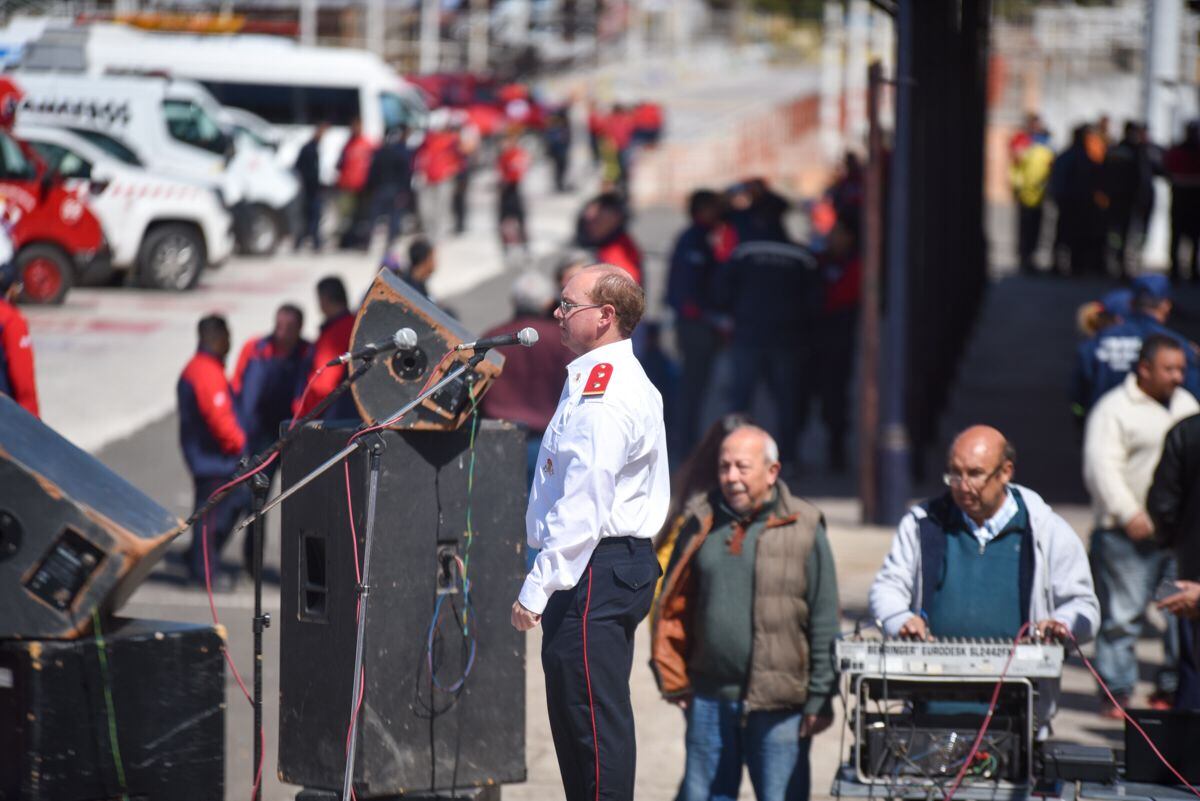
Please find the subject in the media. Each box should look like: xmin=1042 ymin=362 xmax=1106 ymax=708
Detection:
xmin=651 ymin=482 xmax=823 ymax=711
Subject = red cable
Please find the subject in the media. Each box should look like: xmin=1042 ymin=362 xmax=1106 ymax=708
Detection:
xmin=189 ymin=363 xmax=329 ymax=801
xmin=940 ymin=625 xmax=1200 ymax=801
xmin=582 ymin=566 xmax=601 ymax=801
xmin=1068 ymin=631 xmax=1200 ymax=799
xmin=942 ymin=622 xmax=1030 ymax=801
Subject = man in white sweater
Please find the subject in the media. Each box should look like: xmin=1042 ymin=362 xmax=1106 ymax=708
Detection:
xmin=1084 ymin=333 xmax=1199 ymax=716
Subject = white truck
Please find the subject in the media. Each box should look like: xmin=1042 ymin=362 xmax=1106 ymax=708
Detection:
xmin=7 ymin=68 xmax=299 ymax=256
xmin=16 ymin=124 xmax=234 ymax=290
xmin=48 ymin=22 xmax=426 ymax=184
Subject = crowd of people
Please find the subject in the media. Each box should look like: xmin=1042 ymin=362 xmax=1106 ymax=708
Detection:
xmin=1009 ymin=113 xmax=1200 ymax=279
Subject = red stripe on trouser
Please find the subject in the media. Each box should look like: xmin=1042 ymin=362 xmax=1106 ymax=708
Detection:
xmin=582 ymin=565 xmax=600 ymax=801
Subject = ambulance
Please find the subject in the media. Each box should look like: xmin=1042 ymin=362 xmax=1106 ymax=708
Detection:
xmin=17 ymin=124 xmax=234 ymax=290
xmin=7 ymin=69 xmax=299 ymax=256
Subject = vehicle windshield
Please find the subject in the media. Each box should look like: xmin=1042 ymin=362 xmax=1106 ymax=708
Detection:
xmin=163 ymin=99 xmax=230 ymax=156
xmin=29 ymin=142 xmax=92 ymax=180
xmin=380 ymin=91 xmax=425 ymax=132
xmin=68 ymin=129 xmax=143 ymax=166
xmin=0 ymin=133 xmax=37 ymax=180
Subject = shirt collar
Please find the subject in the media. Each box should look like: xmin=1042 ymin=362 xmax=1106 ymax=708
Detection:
xmin=960 ymin=486 xmax=1018 ymax=539
xmin=567 ymin=338 xmax=632 ymax=375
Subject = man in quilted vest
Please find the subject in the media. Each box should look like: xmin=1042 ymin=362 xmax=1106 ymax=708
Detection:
xmin=652 ymin=425 xmax=840 ymax=801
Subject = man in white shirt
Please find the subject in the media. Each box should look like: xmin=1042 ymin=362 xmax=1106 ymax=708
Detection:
xmin=511 ymin=263 xmax=670 ymax=801
xmin=1084 ymin=333 xmax=1200 ymax=716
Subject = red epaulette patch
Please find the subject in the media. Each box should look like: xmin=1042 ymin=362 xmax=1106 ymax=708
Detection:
xmin=581 ymin=363 xmax=613 ymax=397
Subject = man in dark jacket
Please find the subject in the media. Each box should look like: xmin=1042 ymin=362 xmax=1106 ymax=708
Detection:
xmin=364 ymin=125 xmax=414 ymax=246
xmin=666 ymin=189 xmax=725 ymax=452
xmin=717 ymin=212 xmax=821 ymax=467
xmin=178 ymin=314 xmax=248 ymax=590
xmin=652 ymin=425 xmax=838 ymax=801
xmin=1103 ymin=121 xmax=1158 ymax=278
xmin=294 ymin=121 xmax=328 ymax=251
xmin=1146 ymin=414 xmax=1200 ymax=710
xmin=231 ymin=303 xmax=312 ymax=458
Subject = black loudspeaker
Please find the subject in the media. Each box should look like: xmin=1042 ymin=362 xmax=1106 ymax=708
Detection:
xmin=350 ymin=269 xmax=505 ymax=431
xmin=0 ymin=618 xmax=225 ymax=801
xmin=278 ymin=421 xmax=527 ymax=796
xmin=0 ymin=395 xmax=182 ymax=639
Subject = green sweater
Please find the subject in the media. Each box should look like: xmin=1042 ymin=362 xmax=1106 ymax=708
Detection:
xmin=687 ymin=491 xmax=839 ymax=716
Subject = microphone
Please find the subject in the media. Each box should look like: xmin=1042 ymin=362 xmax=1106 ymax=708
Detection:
xmin=326 ymin=327 xmax=418 ymax=367
xmin=454 ymin=327 xmax=539 ymax=352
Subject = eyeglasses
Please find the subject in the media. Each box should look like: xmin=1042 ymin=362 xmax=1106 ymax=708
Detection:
xmin=558 ymin=298 xmax=603 ymax=316
xmin=943 ymin=465 xmax=1003 ymax=490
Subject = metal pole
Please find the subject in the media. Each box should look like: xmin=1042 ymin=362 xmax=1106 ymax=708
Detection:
xmin=468 ymin=0 xmax=489 ymax=72
xmin=877 ymin=0 xmax=913 ymax=525
xmin=366 ymin=0 xmax=385 ymax=59
xmin=1141 ymin=0 xmax=1182 ymax=269
xmin=249 ymin=471 xmax=270 ymax=801
xmin=419 ymin=0 xmax=441 ymax=73
xmin=300 ymin=0 xmax=317 ymax=46
xmin=341 ymin=440 xmax=385 ymax=801
xmin=859 ymin=60 xmax=884 ymax=525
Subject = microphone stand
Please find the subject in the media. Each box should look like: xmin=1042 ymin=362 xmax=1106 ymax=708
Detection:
xmin=231 ymin=349 xmax=490 ymax=801
xmin=182 ymin=356 xmax=376 ymax=801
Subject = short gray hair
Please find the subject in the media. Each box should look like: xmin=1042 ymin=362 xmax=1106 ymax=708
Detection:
xmin=762 ymin=434 xmax=780 ymax=465
xmin=510 ymin=270 xmax=556 ymax=316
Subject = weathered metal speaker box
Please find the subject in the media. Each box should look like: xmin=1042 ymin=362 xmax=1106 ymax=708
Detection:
xmin=0 ymin=395 xmax=182 ymax=639
xmin=0 ymin=618 xmax=225 ymax=801
xmin=277 ymin=421 xmax=526 ymax=796
xmin=350 ymin=269 xmax=505 ymax=430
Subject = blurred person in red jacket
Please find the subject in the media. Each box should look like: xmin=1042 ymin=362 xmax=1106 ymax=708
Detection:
xmin=498 ymin=127 xmax=531 ymax=254
xmin=177 ymin=314 xmax=248 ymax=590
xmin=0 ymin=258 xmax=38 ymax=418
xmin=417 ymin=111 xmax=466 ymax=238
xmin=632 ymin=101 xmax=664 ymax=147
xmin=336 ymin=118 xmax=375 ymax=246
xmin=295 ymin=276 xmax=358 ymax=422
xmin=479 ymin=269 xmax=574 ymax=485
xmin=576 ymin=191 xmax=643 ymax=285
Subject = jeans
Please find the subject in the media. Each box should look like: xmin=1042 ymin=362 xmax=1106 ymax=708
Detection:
xmin=295 ymin=190 xmax=323 ymax=250
xmin=681 ymin=695 xmax=812 ymax=801
xmin=1090 ymin=528 xmax=1179 ymax=696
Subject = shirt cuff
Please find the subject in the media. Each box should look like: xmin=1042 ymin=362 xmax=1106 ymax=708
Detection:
xmin=518 ymin=577 xmax=551 ymax=615
xmin=803 ymin=694 xmax=832 ymax=718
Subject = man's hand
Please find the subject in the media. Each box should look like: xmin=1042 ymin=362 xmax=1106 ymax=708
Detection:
xmin=1124 ymin=511 xmax=1155 ymax=542
xmin=800 ymin=714 xmax=833 ymax=738
xmin=1033 ymin=619 xmax=1071 ymax=642
xmin=1156 ymin=580 xmax=1200 ymax=620
xmin=510 ymin=600 xmax=542 ymax=631
xmin=898 ymin=615 xmax=931 ymax=641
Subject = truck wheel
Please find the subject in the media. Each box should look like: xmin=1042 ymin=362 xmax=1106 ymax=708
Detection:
xmin=238 ymin=203 xmax=282 ymax=256
xmin=16 ymin=245 xmax=73 ymax=305
xmin=138 ymin=224 xmax=205 ymax=291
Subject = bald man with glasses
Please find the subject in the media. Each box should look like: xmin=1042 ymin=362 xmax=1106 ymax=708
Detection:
xmin=869 ymin=425 xmax=1099 ymax=731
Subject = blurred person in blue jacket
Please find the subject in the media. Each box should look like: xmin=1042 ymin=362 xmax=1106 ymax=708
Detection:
xmin=1073 ymin=275 xmax=1200 ymax=421
xmin=231 ymin=304 xmax=313 ymax=461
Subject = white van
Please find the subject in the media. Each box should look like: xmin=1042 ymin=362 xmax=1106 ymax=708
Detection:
xmin=63 ymin=23 xmax=426 ymax=184
xmin=16 ymin=124 xmax=234 ymax=290
xmin=7 ymin=69 xmax=299 ymax=255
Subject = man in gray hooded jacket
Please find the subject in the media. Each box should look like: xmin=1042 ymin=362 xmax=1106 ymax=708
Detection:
xmin=869 ymin=425 xmax=1100 ymax=732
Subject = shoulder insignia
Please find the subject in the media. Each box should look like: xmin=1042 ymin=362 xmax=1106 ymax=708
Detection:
xmin=581 ymin=363 xmax=613 ymax=397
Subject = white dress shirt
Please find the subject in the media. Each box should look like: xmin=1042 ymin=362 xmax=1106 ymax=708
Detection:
xmin=519 ymin=338 xmax=670 ymax=614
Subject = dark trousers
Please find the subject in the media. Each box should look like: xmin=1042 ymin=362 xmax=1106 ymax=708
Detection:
xmin=541 ymin=537 xmax=660 ymax=801
xmin=730 ymin=344 xmax=801 ymax=463
xmin=1017 ymin=203 xmax=1043 ymax=272
xmin=295 ymin=190 xmax=323 ymax=250
xmin=1177 ymin=618 xmax=1200 ymax=711
xmin=452 ymin=169 xmax=470 ymax=234
xmin=1169 ymin=202 xmax=1200 ymax=282
xmin=675 ymin=318 xmax=721 ymax=451
xmin=816 ymin=309 xmax=858 ymax=469
xmin=188 ymin=476 xmax=251 ymax=581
